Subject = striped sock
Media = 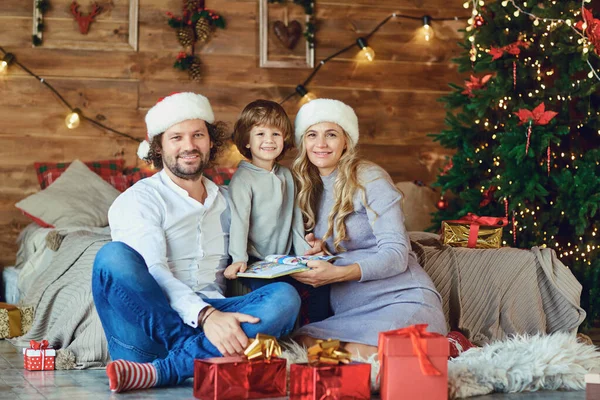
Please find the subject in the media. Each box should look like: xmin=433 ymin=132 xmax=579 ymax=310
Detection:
xmin=106 ymin=359 xmax=158 ymax=392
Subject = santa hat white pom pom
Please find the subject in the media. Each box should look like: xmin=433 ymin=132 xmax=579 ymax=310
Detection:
xmin=137 ymin=140 xmax=151 ymax=160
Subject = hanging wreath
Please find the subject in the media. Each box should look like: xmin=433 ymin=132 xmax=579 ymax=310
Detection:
xmin=167 ymin=0 xmax=226 ymax=81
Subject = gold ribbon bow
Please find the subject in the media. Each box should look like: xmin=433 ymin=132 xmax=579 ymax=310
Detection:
xmin=307 ymin=339 xmax=352 ymax=366
xmin=244 ymin=333 xmax=282 ymax=360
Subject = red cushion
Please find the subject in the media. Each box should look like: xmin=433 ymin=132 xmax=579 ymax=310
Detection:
xmin=35 ymin=159 xmax=125 ymax=190
xmin=203 ymin=167 xmax=237 ymax=185
xmin=124 ymin=167 xmax=158 ymax=187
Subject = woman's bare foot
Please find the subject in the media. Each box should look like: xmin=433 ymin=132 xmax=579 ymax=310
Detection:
xmin=343 ymin=342 xmax=377 ymax=359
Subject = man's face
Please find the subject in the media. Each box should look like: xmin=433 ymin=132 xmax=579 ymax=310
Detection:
xmin=160 ymin=119 xmax=212 ymax=181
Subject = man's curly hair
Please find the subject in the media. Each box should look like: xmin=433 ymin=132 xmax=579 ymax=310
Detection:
xmin=145 ymin=121 xmax=229 ymax=170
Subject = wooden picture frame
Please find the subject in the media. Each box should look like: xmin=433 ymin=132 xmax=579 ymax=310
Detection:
xmin=32 ymin=0 xmax=139 ymax=51
xmin=259 ymin=0 xmax=314 ymax=69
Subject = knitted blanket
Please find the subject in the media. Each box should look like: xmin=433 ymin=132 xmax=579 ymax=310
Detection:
xmin=10 ymin=230 xmax=111 ymax=369
xmin=9 ymin=231 xmax=586 ymax=369
xmin=409 ymin=232 xmax=586 ymax=345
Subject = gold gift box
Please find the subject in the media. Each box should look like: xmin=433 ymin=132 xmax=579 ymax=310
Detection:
xmin=442 ymin=221 xmax=503 ymax=249
xmin=0 ymin=303 xmax=34 ymax=339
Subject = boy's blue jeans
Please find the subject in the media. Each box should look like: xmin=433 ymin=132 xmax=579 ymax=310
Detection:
xmin=92 ymin=242 xmax=300 ymax=386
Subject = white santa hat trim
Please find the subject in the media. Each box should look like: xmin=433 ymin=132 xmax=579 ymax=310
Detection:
xmin=138 ymin=92 xmax=215 ymax=160
xmin=294 ymin=98 xmax=359 ymax=147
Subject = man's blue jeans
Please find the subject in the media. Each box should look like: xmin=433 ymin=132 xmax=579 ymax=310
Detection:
xmin=92 ymin=242 xmax=301 ymax=386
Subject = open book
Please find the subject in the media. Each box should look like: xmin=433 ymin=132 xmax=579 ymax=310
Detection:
xmin=236 ymin=255 xmax=339 ymax=279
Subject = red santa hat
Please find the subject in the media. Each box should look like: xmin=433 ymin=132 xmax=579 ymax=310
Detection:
xmin=137 ymin=92 xmax=215 ymax=160
xmin=294 ymin=98 xmax=359 ymax=147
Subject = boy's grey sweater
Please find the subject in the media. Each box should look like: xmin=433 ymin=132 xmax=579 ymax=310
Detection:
xmin=228 ymin=160 xmax=309 ymax=263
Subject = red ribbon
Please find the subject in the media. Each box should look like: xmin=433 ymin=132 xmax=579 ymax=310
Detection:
xmin=29 ymin=340 xmax=50 ymax=370
xmin=377 ymin=324 xmax=443 ymax=384
xmin=30 ymin=339 xmax=49 ymax=350
xmin=446 ymin=213 xmax=508 ymax=248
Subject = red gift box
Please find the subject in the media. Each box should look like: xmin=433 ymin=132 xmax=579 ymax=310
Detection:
xmin=378 ymin=324 xmax=449 ymax=400
xmin=289 ymin=362 xmax=371 ymax=400
xmin=23 ymin=340 xmax=56 ymax=371
xmin=193 ymin=356 xmax=286 ymax=400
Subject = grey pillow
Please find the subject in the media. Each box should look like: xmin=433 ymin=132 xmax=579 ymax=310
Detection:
xmin=16 ymin=159 xmax=120 ymax=228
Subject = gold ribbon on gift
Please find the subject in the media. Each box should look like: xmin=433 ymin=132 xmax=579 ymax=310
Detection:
xmin=0 ymin=302 xmax=22 ymax=338
xmin=244 ymin=333 xmax=282 ymax=360
xmin=307 ymin=339 xmax=352 ymax=366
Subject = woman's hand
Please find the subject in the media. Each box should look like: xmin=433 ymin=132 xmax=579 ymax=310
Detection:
xmin=292 ymin=261 xmax=361 ymax=287
xmin=303 ymin=233 xmax=326 ymax=256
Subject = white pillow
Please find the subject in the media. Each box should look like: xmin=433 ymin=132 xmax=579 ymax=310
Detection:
xmin=16 ymin=159 xmax=121 ymax=228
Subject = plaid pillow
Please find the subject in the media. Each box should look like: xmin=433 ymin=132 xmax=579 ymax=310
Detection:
xmin=35 ymin=159 xmax=125 ymax=190
xmin=124 ymin=167 xmax=158 ymax=187
xmin=204 ymin=167 xmax=237 ymax=185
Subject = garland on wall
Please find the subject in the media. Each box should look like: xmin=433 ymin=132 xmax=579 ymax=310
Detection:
xmin=167 ymin=0 xmax=225 ymax=81
xmin=0 ymin=10 xmax=466 ymax=141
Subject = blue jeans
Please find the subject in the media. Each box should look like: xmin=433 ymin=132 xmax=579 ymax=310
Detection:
xmin=241 ymin=276 xmax=331 ymax=325
xmin=92 ymin=242 xmax=301 ymax=386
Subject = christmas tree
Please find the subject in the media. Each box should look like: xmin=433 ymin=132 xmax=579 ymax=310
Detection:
xmin=433 ymin=0 xmax=600 ymax=328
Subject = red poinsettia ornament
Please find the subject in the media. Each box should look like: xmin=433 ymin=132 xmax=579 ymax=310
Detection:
xmin=462 ymin=74 xmax=493 ymax=98
xmin=575 ymin=8 xmax=600 ymax=55
xmin=513 ymin=103 xmax=558 ymax=154
xmin=489 ymin=40 xmax=530 ymax=61
xmin=479 ymin=185 xmax=497 ymax=207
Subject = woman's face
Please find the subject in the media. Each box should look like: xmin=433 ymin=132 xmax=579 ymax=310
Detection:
xmin=303 ymin=122 xmax=347 ymax=176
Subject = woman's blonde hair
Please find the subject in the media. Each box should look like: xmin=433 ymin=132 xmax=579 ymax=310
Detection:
xmin=292 ymin=127 xmax=374 ymax=253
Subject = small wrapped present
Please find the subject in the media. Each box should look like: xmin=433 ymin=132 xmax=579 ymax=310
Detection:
xmin=23 ymin=340 xmax=56 ymax=371
xmin=586 ymin=373 xmax=600 ymax=400
xmin=193 ymin=333 xmax=286 ymax=400
xmin=289 ymin=339 xmax=371 ymax=400
xmin=442 ymin=213 xmax=508 ymax=249
xmin=378 ymin=324 xmax=449 ymax=400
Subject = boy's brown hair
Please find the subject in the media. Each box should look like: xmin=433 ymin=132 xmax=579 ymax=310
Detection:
xmin=232 ymin=99 xmax=294 ymax=161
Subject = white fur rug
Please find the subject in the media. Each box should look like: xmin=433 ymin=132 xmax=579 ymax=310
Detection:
xmin=281 ymin=331 xmax=600 ymax=399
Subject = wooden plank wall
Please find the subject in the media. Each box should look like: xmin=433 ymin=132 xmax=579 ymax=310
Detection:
xmin=0 ymin=0 xmax=469 ymax=266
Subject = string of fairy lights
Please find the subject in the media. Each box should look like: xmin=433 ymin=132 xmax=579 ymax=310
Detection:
xmin=0 ymin=11 xmax=467 ymax=141
xmin=464 ymin=0 xmax=599 ymax=263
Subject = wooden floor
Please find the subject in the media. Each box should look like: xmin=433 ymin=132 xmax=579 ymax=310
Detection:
xmin=0 ymin=341 xmax=591 ymax=400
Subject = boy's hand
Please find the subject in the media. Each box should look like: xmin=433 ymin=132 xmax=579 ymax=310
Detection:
xmin=224 ymin=261 xmax=247 ymax=279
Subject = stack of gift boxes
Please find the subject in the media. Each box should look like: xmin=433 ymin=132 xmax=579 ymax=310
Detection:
xmin=193 ymin=326 xmax=449 ymax=400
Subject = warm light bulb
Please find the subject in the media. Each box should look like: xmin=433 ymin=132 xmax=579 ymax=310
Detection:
xmin=422 ymin=15 xmax=433 ymax=41
xmin=65 ymin=109 xmax=81 ymax=129
xmin=303 ymin=92 xmax=317 ymax=102
xmin=360 ymin=46 xmax=375 ymax=61
xmin=356 ymin=37 xmax=375 ymax=62
xmin=0 ymin=53 xmax=15 ymax=75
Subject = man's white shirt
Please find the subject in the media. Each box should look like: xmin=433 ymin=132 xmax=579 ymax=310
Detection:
xmin=108 ymin=169 xmax=230 ymax=328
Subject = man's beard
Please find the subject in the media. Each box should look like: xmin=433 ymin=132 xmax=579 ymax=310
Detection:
xmin=163 ymin=150 xmax=210 ymax=181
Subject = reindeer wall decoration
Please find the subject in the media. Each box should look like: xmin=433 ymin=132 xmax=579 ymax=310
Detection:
xmin=70 ymin=1 xmax=103 ymax=35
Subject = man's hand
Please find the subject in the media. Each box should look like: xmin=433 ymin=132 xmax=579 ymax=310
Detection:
xmin=224 ymin=261 xmax=247 ymax=280
xmin=202 ymin=309 xmax=260 ymax=356
xmin=303 ymin=233 xmax=326 ymax=256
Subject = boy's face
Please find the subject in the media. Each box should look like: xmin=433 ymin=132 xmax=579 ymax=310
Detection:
xmin=246 ymin=124 xmax=285 ymax=170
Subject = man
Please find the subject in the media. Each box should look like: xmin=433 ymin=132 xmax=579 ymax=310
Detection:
xmin=92 ymin=92 xmax=301 ymax=393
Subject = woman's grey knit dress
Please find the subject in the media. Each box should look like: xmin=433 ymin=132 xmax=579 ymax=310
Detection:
xmin=293 ymin=164 xmax=447 ymax=346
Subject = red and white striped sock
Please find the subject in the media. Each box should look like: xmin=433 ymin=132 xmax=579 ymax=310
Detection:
xmin=106 ymin=359 xmax=158 ymax=392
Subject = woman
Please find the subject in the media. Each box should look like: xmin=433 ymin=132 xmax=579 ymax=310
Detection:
xmin=291 ymin=99 xmax=447 ymax=358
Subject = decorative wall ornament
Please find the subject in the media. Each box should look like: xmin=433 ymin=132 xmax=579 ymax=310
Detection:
xmin=32 ymin=0 xmax=51 ymax=47
xmin=167 ymin=0 xmax=226 ymax=82
xmin=259 ymin=0 xmax=315 ymax=68
xmin=70 ymin=1 xmax=103 ymax=35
